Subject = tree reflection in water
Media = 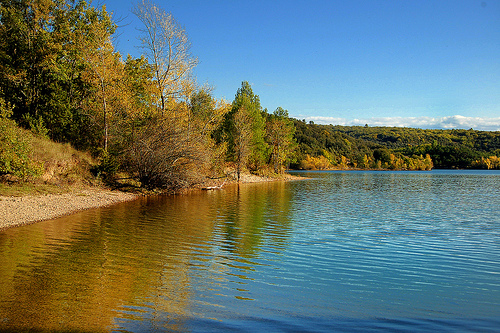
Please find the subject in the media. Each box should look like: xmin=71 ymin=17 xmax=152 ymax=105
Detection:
xmin=0 ymin=181 xmax=294 ymax=332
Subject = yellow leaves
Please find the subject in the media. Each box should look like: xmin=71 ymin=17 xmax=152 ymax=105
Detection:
xmin=361 ymin=154 xmax=371 ymax=168
xmin=215 ymin=98 xmax=231 ymax=116
xmin=133 ymin=0 xmax=198 ymax=111
xmin=340 ymin=155 xmax=349 ymax=168
xmin=473 ymin=156 xmax=500 ymax=170
xmin=300 ymin=154 xmax=332 ymax=170
xmin=299 ymin=151 xmax=433 ymax=171
xmin=191 ymin=94 xmax=230 ymax=136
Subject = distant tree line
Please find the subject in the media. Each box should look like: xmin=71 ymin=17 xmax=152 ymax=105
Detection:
xmin=292 ymin=122 xmax=500 ymax=170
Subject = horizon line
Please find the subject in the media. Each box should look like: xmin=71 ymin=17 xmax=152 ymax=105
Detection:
xmin=291 ymin=115 xmax=500 ymax=132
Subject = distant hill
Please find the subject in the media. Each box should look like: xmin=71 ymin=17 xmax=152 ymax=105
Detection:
xmin=291 ymin=120 xmax=500 ymax=170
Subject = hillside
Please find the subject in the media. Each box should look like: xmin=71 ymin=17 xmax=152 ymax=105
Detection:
xmin=0 ymin=114 xmax=98 ymax=195
xmin=292 ymin=120 xmax=500 ymax=170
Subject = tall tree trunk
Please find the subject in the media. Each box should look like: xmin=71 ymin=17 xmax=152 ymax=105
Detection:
xmin=237 ymin=150 xmax=241 ymax=182
xmin=101 ymin=78 xmax=108 ymax=151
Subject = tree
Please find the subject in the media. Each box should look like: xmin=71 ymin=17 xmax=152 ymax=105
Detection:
xmin=189 ymin=88 xmax=230 ymax=136
xmin=126 ymin=115 xmax=195 ymax=190
xmin=227 ymin=81 xmax=268 ymax=169
xmin=232 ymin=107 xmax=252 ymax=182
xmin=124 ymin=55 xmax=156 ymax=118
xmin=0 ymin=0 xmax=58 ymax=127
xmin=133 ymin=0 xmax=198 ymax=113
xmin=373 ymin=148 xmax=391 ymax=167
xmin=185 ymin=88 xmax=230 ymax=176
xmin=124 ymin=87 xmax=230 ymax=190
xmin=77 ymin=6 xmax=120 ymax=152
xmin=0 ymin=0 xmax=121 ymax=150
xmin=266 ymin=107 xmax=296 ymax=173
xmin=42 ymin=0 xmax=109 ymax=147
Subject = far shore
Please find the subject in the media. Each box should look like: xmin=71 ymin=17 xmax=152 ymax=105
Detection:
xmin=0 ymin=173 xmax=305 ymax=231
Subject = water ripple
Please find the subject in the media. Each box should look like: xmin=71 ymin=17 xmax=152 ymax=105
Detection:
xmin=1 ymin=171 xmax=499 ymax=332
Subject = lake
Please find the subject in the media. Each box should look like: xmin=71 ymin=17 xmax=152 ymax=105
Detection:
xmin=1 ymin=170 xmax=499 ymax=332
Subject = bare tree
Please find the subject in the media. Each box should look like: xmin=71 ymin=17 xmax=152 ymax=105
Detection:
xmin=133 ymin=0 xmax=198 ymax=113
xmin=126 ymin=114 xmax=207 ymax=190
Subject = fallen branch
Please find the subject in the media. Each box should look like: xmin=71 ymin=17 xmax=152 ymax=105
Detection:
xmin=202 ymin=179 xmax=227 ymax=190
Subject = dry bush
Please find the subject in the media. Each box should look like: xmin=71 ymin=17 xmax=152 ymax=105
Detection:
xmin=125 ymin=116 xmax=212 ymax=190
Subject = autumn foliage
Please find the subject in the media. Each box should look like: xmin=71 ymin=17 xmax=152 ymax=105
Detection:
xmin=1 ymin=0 xmax=498 ymax=190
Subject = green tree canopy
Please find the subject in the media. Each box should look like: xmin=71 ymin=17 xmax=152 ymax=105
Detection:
xmin=230 ymin=81 xmax=268 ymax=169
xmin=0 ymin=0 xmax=117 ymax=149
xmin=266 ymin=107 xmax=296 ymax=173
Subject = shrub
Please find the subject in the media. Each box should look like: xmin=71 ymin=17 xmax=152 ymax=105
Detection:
xmin=0 ymin=100 xmax=43 ymax=179
xmin=125 ymin=116 xmax=210 ymax=190
xmin=91 ymin=149 xmax=120 ymax=181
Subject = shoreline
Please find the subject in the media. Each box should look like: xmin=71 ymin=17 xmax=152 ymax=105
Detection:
xmin=0 ymin=173 xmax=305 ymax=231
xmin=0 ymin=188 xmax=139 ymax=231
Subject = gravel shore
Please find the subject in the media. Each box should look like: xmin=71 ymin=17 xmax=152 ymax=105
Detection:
xmin=0 ymin=173 xmax=304 ymax=231
xmin=0 ymin=189 xmax=138 ymax=230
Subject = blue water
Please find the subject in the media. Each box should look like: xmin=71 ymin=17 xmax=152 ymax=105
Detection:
xmin=0 ymin=170 xmax=499 ymax=332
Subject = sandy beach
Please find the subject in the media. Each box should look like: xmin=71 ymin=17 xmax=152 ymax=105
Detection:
xmin=0 ymin=188 xmax=138 ymax=230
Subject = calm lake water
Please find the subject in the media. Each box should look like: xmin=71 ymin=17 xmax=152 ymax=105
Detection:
xmin=1 ymin=170 xmax=499 ymax=332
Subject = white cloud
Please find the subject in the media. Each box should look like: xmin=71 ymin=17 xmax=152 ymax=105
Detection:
xmin=293 ymin=115 xmax=500 ymax=131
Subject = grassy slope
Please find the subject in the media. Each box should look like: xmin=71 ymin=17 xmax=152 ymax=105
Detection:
xmin=0 ymin=127 xmax=98 ymax=196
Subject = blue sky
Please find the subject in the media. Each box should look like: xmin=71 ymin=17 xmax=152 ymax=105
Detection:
xmin=102 ymin=0 xmax=500 ymax=130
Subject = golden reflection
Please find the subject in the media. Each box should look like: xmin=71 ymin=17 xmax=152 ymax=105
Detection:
xmin=0 ymin=181 xmax=294 ymax=332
